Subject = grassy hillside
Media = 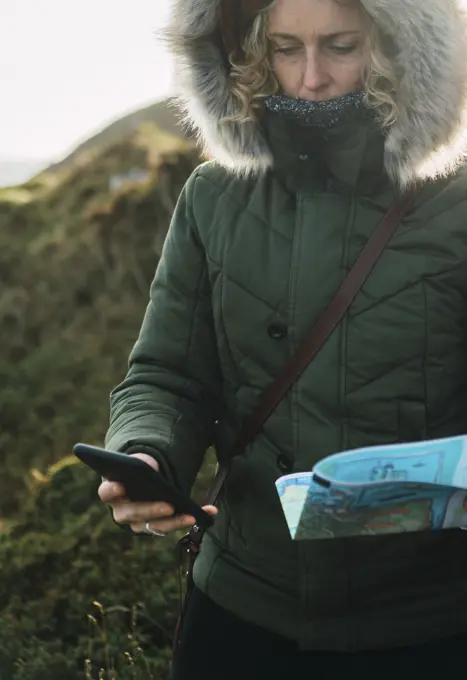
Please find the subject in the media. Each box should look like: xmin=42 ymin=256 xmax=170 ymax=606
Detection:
xmin=46 ymin=99 xmax=194 ymax=175
xmin=0 ymin=123 xmax=214 ymax=679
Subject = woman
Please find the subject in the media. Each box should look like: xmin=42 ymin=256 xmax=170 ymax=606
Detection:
xmin=99 ymin=0 xmax=467 ymax=677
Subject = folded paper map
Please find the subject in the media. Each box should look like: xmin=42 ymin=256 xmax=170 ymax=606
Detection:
xmin=275 ymin=435 xmax=467 ymax=540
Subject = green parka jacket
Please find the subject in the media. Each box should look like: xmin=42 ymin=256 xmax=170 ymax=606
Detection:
xmin=106 ymin=0 xmax=467 ymax=651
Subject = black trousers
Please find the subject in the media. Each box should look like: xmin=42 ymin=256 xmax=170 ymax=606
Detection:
xmin=172 ymin=587 xmax=465 ymax=680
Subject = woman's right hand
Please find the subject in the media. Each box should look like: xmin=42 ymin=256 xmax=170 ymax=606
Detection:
xmin=97 ymin=452 xmax=218 ymax=535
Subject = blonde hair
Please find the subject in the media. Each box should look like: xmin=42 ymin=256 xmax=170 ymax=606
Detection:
xmin=223 ymin=0 xmax=399 ymax=128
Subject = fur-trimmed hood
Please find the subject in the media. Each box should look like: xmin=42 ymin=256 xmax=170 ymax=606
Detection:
xmin=164 ymin=0 xmax=467 ymax=187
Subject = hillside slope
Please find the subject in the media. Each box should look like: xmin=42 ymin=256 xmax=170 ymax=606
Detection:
xmin=0 ymin=124 xmax=214 ymax=680
xmin=46 ymin=98 xmax=192 ymax=175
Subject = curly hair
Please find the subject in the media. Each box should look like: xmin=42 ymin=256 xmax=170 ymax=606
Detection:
xmin=222 ymin=0 xmax=399 ymax=128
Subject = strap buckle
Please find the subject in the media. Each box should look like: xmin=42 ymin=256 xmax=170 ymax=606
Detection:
xmin=177 ymin=524 xmax=203 ymax=556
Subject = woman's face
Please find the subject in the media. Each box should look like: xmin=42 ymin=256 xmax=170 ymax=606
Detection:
xmin=268 ymin=0 xmax=365 ymax=101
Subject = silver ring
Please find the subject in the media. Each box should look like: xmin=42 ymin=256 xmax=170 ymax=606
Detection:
xmin=145 ymin=521 xmax=166 ymax=537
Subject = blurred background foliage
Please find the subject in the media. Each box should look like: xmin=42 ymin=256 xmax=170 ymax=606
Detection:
xmin=0 ymin=114 xmax=213 ymax=679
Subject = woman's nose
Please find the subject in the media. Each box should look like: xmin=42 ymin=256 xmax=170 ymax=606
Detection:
xmin=302 ymin=52 xmax=329 ymax=94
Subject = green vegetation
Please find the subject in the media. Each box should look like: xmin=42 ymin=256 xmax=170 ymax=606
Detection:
xmin=46 ymin=99 xmax=193 ymax=176
xmin=0 ymin=124 xmax=212 ymax=679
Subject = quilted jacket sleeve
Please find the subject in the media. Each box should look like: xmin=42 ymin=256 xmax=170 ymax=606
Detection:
xmin=105 ymin=169 xmax=223 ymax=497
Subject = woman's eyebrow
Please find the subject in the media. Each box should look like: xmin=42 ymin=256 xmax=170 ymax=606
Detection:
xmin=322 ymin=30 xmax=362 ymax=40
xmin=269 ymin=30 xmax=361 ymax=40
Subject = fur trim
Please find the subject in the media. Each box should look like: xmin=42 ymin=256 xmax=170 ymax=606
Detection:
xmin=163 ymin=0 xmax=467 ymax=187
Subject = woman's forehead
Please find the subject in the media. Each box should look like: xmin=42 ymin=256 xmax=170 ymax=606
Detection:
xmin=268 ymin=0 xmax=363 ymax=36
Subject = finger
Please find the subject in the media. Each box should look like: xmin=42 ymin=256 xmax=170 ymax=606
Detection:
xmin=128 ymin=453 xmax=160 ymax=472
xmin=131 ymin=514 xmax=195 ymax=535
xmin=202 ymin=505 xmax=219 ymax=515
xmin=98 ymin=480 xmax=126 ymax=503
xmin=112 ymin=500 xmax=175 ymax=525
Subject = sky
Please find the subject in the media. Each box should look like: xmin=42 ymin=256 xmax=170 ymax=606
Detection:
xmin=0 ymin=0 xmax=175 ymax=162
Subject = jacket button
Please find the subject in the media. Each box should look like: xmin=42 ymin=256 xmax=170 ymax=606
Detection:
xmin=268 ymin=323 xmax=288 ymax=340
xmin=277 ymin=454 xmax=293 ymax=474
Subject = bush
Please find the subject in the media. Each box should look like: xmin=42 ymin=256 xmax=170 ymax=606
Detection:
xmin=0 ymin=126 xmax=210 ymax=679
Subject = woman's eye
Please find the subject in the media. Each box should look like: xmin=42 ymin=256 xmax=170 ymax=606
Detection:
xmin=330 ymin=43 xmax=358 ymax=55
xmin=274 ymin=46 xmax=301 ymax=57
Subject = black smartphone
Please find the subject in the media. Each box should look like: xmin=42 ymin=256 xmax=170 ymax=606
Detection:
xmin=73 ymin=443 xmax=214 ymax=530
